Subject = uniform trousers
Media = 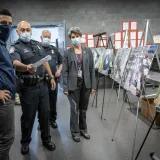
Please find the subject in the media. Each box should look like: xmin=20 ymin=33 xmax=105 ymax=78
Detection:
xmin=0 ymin=99 xmax=15 ymax=160
xmin=68 ymin=78 xmax=91 ymax=137
xmin=20 ymin=82 xmax=51 ymax=145
xmin=48 ymin=79 xmax=58 ymax=122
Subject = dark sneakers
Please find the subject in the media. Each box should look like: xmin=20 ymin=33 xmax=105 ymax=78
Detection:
xmin=43 ymin=141 xmax=56 ymax=151
xmin=50 ymin=121 xmax=58 ymax=129
xmin=21 ymin=144 xmax=29 ymax=155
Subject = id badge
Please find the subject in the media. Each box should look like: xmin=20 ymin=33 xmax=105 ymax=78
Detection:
xmin=78 ymin=70 xmax=82 ymax=78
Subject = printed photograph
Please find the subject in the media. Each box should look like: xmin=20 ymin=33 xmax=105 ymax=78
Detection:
xmin=91 ymin=48 xmax=107 ymax=69
xmin=122 ymin=45 xmax=158 ymax=97
xmin=111 ymin=48 xmax=131 ymax=83
xmin=98 ymin=49 xmax=113 ymax=75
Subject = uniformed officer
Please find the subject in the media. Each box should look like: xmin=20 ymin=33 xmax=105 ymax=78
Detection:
xmin=0 ymin=9 xmax=15 ymax=160
xmin=10 ymin=21 xmax=56 ymax=155
xmin=40 ymin=30 xmax=62 ymax=128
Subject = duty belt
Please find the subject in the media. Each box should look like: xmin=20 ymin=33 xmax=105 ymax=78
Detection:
xmin=20 ymin=75 xmax=45 ymax=85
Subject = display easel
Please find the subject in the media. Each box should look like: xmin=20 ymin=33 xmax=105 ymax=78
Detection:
xmin=92 ymin=32 xmax=115 ymax=111
xmin=150 ymin=152 xmax=160 ymax=160
xmin=103 ymin=29 xmax=132 ymax=120
xmin=92 ymin=32 xmax=107 ymax=108
xmin=134 ymin=20 xmax=160 ymax=160
xmin=100 ymin=33 xmax=116 ymax=119
xmin=110 ymin=19 xmax=159 ymax=160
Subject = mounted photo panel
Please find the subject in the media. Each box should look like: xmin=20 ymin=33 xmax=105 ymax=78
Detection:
xmin=122 ymin=45 xmax=158 ymax=97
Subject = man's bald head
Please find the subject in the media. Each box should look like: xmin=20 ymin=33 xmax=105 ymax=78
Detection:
xmin=16 ymin=21 xmax=32 ymax=36
xmin=41 ymin=30 xmax=51 ymax=39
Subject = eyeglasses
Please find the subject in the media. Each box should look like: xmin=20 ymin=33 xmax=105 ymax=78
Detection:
xmin=0 ymin=21 xmax=12 ymax=25
xmin=20 ymin=28 xmax=31 ymax=33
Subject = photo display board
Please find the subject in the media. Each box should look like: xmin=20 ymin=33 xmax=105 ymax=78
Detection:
xmin=91 ymin=48 xmax=107 ymax=69
xmin=111 ymin=48 xmax=131 ymax=83
xmin=98 ymin=49 xmax=113 ymax=75
xmin=121 ymin=45 xmax=158 ymax=97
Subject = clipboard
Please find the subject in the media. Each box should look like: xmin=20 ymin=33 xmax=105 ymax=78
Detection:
xmin=31 ymin=55 xmax=52 ymax=68
xmin=68 ymin=95 xmax=77 ymax=114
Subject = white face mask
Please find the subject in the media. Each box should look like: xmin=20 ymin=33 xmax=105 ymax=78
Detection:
xmin=71 ymin=37 xmax=81 ymax=46
xmin=20 ymin=32 xmax=31 ymax=42
xmin=42 ymin=38 xmax=51 ymax=46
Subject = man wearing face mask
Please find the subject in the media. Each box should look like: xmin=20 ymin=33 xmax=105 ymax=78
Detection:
xmin=0 ymin=9 xmax=15 ymax=160
xmin=9 ymin=21 xmax=56 ymax=155
xmin=39 ymin=30 xmax=62 ymax=129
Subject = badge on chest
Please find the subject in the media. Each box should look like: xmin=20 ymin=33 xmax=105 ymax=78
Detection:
xmin=78 ymin=70 xmax=82 ymax=78
xmin=51 ymin=50 xmax=54 ymax=54
xmin=24 ymin=48 xmax=30 ymax=53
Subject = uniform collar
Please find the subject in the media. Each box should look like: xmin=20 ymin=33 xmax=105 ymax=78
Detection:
xmin=18 ymin=38 xmax=35 ymax=45
xmin=42 ymin=44 xmax=52 ymax=49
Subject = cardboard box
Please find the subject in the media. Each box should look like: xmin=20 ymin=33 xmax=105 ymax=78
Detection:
xmin=140 ymin=98 xmax=160 ymax=125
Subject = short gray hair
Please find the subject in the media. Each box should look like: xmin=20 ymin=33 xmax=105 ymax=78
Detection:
xmin=68 ymin=27 xmax=82 ymax=38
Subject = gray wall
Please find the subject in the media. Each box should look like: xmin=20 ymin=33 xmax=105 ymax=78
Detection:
xmin=2 ymin=0 xmax=160 ymax=45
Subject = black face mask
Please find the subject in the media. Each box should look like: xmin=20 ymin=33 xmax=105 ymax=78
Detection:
xmin=0 ymin=24 xmax=12 ymax=43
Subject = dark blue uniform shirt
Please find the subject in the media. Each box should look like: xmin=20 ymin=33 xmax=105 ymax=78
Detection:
xmin=42 ymin=45 xmax=62 ymax=74
xmin=0 ymin=39 xmax=16 ymax=99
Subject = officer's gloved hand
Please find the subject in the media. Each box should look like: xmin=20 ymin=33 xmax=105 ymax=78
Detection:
xmin=27 ymin=64 xmax=37 ymax=73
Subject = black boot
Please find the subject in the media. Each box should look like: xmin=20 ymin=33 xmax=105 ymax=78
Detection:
xmin=21 ymin=144 xmax=29 ymax=155
xmin=50 ymin=120 xmax=58 ymax=129
xmin=80 ymin=131 xmax=90 ymax=139
xmin=43 ymin=141 xmax=56 ymax=151
xmin=72 ymin=133 xmax=80 ymax=142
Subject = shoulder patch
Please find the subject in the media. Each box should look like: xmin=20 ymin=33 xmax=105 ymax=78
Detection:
xmin=9 ymin=46 xmax=15 ymax=54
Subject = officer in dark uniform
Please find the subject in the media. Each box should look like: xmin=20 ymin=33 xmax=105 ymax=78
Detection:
xmin=0 ymin=9 xmax=15 ymax=160
xmin=40 ymin=30 xmax=62 ymax=128
xmin=10 ymin=21 xmax=56 ymax=155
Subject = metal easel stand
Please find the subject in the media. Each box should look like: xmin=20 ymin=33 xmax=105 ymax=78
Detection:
xmin=100 ymin=34 xmax=117 ymax=119
xmin=103 ymin=80 xmax=117 ymax=120
xmin=92 ymin=32 xmax=107 ymax=108
xmin=140 ymin=19 xmax=160 ymax=70
xmin=111 ymin=22 xmax=156 ymax=160
xmin=104 ymin=30 xmax=132 ymax=120
xmin=150 ymin=152 xmax=160 ymax=160
xmin=111 ymin=91 xmax=141 ymax=160
xmin=101 ymin=78 xmax=119 ymax=119
xmin=135 ymin=111 xmax=160 ymax=160
xmin=92 ymin=73 xmax=105 ymax=108
xmin=133 ymin=19 xmax=160 ymax=160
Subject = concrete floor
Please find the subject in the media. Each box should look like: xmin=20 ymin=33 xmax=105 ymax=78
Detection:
xmin=10 ymin=88 xmax=160 ymax=160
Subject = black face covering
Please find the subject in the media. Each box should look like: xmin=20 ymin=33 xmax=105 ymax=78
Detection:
xmin=0 ymin=24 xmax=12 ymax=43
